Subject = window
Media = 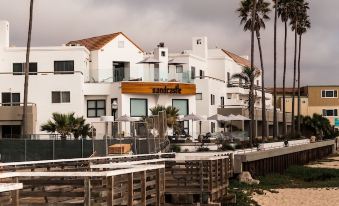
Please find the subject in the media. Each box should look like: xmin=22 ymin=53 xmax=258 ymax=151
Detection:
xmin=227 ymin=72 xmax=230 ymax=83
xmin=13 ymin=63 xmax=37 ymax=75
xmin=161 ymin=51 xmax=166 ymax=57
xmin=87 ymin=100 xmax=106 ymax=118
xmin=191 ymin=66 xmax=196 ymax=79
xmin=196 ymin=93 xmax=202 ymax=100
xmin=52 ymin=91 xmax=70 ymax=103
xmin=130 ymin=99 xmax=148 ymax=117
xmin=321 ymin=90 xmax=338 ymax=98
xmin=199 ymin=70 xmax=204 ymax=79
xmin=172 ymin=99 xmax=189 ymax=116
xmin=176 ymin=65 xmax=183 ymax=73
xmin=211 ymin=122 xmax=215 ymax=133
xmin=113 ymin=62 xmax=125 ymax=82
xmin=211 ymin=94 xmax=215 ymax=105
xmin=54 ymin=61 xmax=74 ymax=74
xmin=221 ymin=96 xmax=225 ymax=107
xmin=257 ymin=80 xmax=260 ymax=86
xmin=118 ymin=41 xmax=125 ymax=48
xmin=197 ymin=39 xmax=202 ymax=45
xmin=1 ymin=92 xmax=20 ymax=106
xmin=322 ymin=109 xmax=338 ymax=117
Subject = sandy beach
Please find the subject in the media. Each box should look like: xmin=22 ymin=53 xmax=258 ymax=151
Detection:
xmin=252 ymin=188 xmax=339 ymax=206
xmin=307 ymin=155 xmax=339 ymax=169
xmin=252 ymin=154 xmax=339 ymax=206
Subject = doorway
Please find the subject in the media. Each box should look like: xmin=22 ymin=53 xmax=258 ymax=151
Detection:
xmin=2 ymin=125 xmax=21 ymax=138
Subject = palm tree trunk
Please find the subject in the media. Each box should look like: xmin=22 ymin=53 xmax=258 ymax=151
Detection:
xmin=273 ymin=0 xmax=278 ymax=139
xmin=256 ymin=30 xmax=267 ymax=141
xmin=291 ymin=23 xmax=298 ymax=137
xmin=22 ymin=0 xmax=34 ymax=138
xmin=297 ymin=33 xmax=302 ymax=135
xmin=250 ymin=0 xmax=257 ymax=147
xmin=282 ymin=20 xmax=287 ymax=136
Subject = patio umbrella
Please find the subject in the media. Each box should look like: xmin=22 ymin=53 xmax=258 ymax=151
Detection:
xmin=182 ymin=114 xmax=205 ymax=138
xmin=116 ymin=115 xmax=138 ymax=136
xmin=226 ymin=114 xmax=250 ymax=133
xmin=137 ymin=57 xmax=162 ymax=81
xmin=168 ymin=59 xmax=187 ymax=65
xmin=116 ymin=115 xmax=138 ymax=154
xmin=100 ymin=116 xmax=115 ymax=156
xmin=207 ymin=114 xmax=229 ymax=132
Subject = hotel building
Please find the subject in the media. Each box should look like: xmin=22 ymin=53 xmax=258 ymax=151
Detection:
xmin=0 ymin=20 xmax=287 ymax=139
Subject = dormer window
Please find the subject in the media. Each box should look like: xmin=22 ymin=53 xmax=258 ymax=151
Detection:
xmin=197 ymin=39 xmax=202 ymax=45
xmin=161 ymin=51 xmax=166 ymax=57
xmin=118 ymin=41 xmax=125 ymax=48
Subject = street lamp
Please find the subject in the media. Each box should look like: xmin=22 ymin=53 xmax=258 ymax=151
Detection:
xmin=111 ymin=99 xmax=118 ymax=121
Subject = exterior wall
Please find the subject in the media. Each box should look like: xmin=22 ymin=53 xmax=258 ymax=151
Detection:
xmin=96 ymin=34 xmax=144 ymax=82
xmin=0 ymin=73 xmax=85 ymax=134
xmin=308 ymin=106 xmax=339 ymax=126
xmin=284 ymin=96 xmax=309 ymax=116
xmin=279 ymin=86 xmax=339 ymax=128
xmin=308 ymin=86 xmax=339 ymax=107
xmin=196 ymin=78 xmax=226 ymax=133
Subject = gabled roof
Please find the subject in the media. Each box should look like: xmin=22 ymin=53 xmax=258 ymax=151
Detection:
xmin=222 ymin=49 xmax=257 ymax=69
xmin=66 ymin=32 xmax=144 ymax=52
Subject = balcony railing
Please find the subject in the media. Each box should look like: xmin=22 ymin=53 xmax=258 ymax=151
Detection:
xmin=0 ymin=71 xmax=84 ymax=76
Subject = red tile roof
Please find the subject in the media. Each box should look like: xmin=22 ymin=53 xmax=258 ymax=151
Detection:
xmin=222 ymin=49 xmax=258 ymax=69
xmin=66 ymin=32 xmax=144 ymax=52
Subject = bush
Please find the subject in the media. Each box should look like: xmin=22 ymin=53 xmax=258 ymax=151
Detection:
xmin=286 ymin=166 xmax=339 ymax=182
xmin=197 ymin=147 xmax=210 ymax=152
xmin=221 ymin=143 xmax=235 ymax=151
xmin=170 ymin=145 xmax=181 ymax=153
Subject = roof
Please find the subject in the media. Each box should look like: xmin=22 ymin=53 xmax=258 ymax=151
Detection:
xmin=267 ymin=87 xmax=308 ymax=96
xmin=66 ymin=32 xmax=144 ymax=52
xmin=222 ymin=49 xmax=258 ymax=69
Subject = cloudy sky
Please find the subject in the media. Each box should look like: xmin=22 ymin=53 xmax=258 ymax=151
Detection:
xmin=0 ymin=0 xmax=337 ymax=86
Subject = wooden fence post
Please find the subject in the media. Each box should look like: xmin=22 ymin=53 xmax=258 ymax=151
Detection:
xmin=84 ymin=177 xmax=91 ymax=206
xmin=106 ymin=176 xmax=114 ymax=206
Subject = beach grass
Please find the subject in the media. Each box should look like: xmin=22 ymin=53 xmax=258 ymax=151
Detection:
xmin=227 ymin=165 xmax=339 ymax=205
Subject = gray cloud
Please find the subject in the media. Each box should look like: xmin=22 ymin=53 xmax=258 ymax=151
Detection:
xmin=0 ymin=0 xmax=337 ymax=87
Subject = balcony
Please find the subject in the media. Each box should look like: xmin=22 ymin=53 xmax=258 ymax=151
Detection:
xmin=0 ymin=103 xmax=37 ymax=137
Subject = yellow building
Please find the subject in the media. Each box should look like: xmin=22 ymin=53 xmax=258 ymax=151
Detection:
xmin=275 ymin=86 xmax=339 ymax=128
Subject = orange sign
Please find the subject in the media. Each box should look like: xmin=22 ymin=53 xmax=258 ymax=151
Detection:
xmin=121 ymin=82 xmax=196 ymax=95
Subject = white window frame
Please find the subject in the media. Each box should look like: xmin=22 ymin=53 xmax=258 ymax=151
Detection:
xmin=196 ymin=93 xmax=202 ymax=100
xmin=118 ymin=41 xmax=125 ymax=48
xmin=176 ymin=65 xmax=183 ymax=73
xmin=321 ymin=90 xmax=338 ymax=98
xmin=323 ymin=109 xmax=338 ymax=117
xmin=52 ymin=91 xmax=70 ymax=103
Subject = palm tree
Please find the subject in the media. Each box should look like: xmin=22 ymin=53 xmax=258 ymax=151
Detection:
xmin=41 ymin=113 xmax=92 ymax=139
xmin=22 ymin=0 xmax=34 ymax=138
xmin=277 ymin=0 xmax=292 ymax=136
xmin=294 ymin=2 xmax=310 ymax=136
xmin=150 ymin=105 xmax=179 ymax=128
xmin=272 ymin=0 xmax=279 ymax=139
xmin=232 ymin=66 xmax=261 ymax=146
xmin=237 ymin=0 xmax=271 ymax=141
xmin=289 ymin=0 xmax=303 ymax=137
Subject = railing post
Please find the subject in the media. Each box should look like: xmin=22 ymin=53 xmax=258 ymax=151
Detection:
xmin=106 ymin=176 xmax=114 ymax=206
xmin=128 ymin=173 xmax=134 ymax=206
xmin=84 ymin=177 xmax=91 ymax=206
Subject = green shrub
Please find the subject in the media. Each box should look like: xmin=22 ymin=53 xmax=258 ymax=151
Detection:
xmin=197 ymin=147 xmax=210 ymax=152
xmin=221 ymin=143 xmax=235 ymax=151
xmin=170 ymin=145 xmax=181 ymax=153
xmin=286 ymin=166 xmax=339 ymax=182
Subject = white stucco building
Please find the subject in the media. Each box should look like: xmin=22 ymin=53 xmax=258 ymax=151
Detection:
xmin=0 ymin=20 xmax=196 ymax=138
xmin=0 ymin=20 xmax=283 ymax=140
